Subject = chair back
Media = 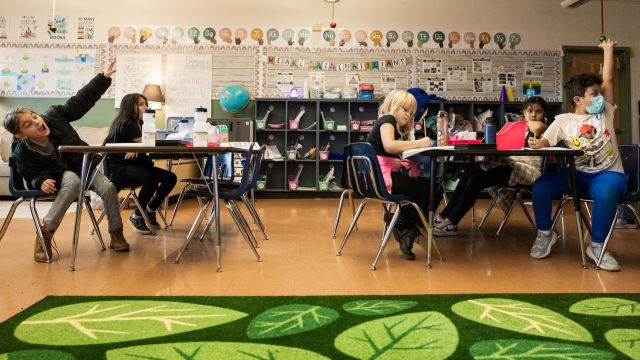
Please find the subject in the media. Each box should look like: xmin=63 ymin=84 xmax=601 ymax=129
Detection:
xmin=248 ymin=145 xmax=267 ymax=189
xmin=619 ymin=144 xmax=640 ymax=195
xmin=9 ymin=142 xmax=46 ymax=198
xmin=340 ymin=145 xmax=351 ymax=189
xmin=344 ymin=142 xmax=394 ymax=201
xmin=218 ymin=144 xmax=257 ymax=200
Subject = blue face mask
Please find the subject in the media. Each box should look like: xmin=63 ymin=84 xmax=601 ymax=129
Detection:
xmin=585 ymin=95 xmax=605 ymax=115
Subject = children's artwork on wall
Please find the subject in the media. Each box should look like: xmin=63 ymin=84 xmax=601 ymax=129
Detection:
xmin=19 ymin=16 xmax=37 ymax=39
xmin=77 ymin=17 xmax=95 ymax=40
xmin=345 ymin=72 xmax=360 ymax=89
xmin=416 ymin=48 xmax=560 ymax=101
xmin=522 ymin=80 xmax=542 ymax=96
xmin=423 ymin=59 xmax=442 ymax=74
xmin=447 ymin=66 xmax=468 ymax=83
xmin=380 ymin=73 xmax=396 ymax=95
xmin=524 ymin=61 xmax=544 ymax=77
xmin=0 ymin=43 xmax=101 ymax=96
xmin=497 ymin=72 xmax=517 ymax=87
xmin=472 ymin=58 xmax=492 ymax=74
xmin=473 ymin=77 xmax=493 ymax=93
xmin=427 ymin=78 xmax=447 ymax=93
xmin=48 ymin=16 xmax=68 ymax=40
xmin=276 ymin=71 xmax=293 ymax=97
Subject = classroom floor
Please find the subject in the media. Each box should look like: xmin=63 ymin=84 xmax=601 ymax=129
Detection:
xmin=1 ymin=198 xmax=639 ymax=322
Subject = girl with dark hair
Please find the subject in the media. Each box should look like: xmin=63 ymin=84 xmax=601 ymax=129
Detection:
xmin=103 ymin=93 xmax=177 ymax=234
xmin=434 ymin=96 xmax=549 ymax=236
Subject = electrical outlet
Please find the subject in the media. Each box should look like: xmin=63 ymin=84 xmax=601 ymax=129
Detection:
xmin=312 ymin=22 xmax=322 ymax=32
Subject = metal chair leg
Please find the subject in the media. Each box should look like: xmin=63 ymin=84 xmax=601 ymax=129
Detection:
xmin=595 ymin=208 xmax=619 ymax=270
xmin=84 ymin=196 xmax=106 ymax=250
xmin=0 ymin=197 xmax=25 ymax=243
xmin=371 ymin=208 xmax=401 ymax=270
xmin=518 ymin=195 xmax=536 ymax=229
xmin=29 ymin=198 xmax=51 ymax=262
xmin=225 ymin=201 xmax=262 ymax=262
xmin=230 ymin=200 xmax=259 ymax=249
xmin=242 ymin=193 xmax=268 ymax=240
xmin=169 ymin=185 xmax=189 ymax=226
xmin=131 ymin=192 xmax=156 ymax=235
xmin=337 ymin=199 xmax=368 ymax=255
xmin=496 ymin=190 xmax=520 ymax=237
xmin=331 ymin=189 xmax=349 ymax=239
xmin=174 ymin=198 xmax=210 ymax=263
xmin=478 ymin=189 xmax=500 ymax=230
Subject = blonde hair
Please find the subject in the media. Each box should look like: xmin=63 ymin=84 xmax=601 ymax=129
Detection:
xmin=378 ymin=90 xmax=417 ymax=137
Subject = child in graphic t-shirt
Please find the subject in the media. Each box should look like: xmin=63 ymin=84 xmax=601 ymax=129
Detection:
xmin=527 ymin=38 xmax=627 ymax=271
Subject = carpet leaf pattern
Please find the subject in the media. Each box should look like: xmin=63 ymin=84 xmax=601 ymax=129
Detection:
xmin=570 ymin=298 xmax=640 ymax=317
xmin=246 ymin=304 xmax=339 ymax=339
xmin=0 ymin=350 xmax=75 ymax=360
xmin=605 ymin=329 xmax=640 ymax=360
xmin=451 ymin=298 xmax=593 ymax=342
xmin=342 ymin=300 xmax=418 ymax=316
xmin=469 ymin=339 xmax=615 ymax=359
xmin=14 ymin=300 xmax=247 ymax=345
xmin=105 ymin=342 xmax=331 ymax=360
xmin=334 ymin=311 xmax=458 ymax=359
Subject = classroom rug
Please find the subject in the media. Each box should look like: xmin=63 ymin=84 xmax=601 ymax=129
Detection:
xmin=1 ymin=294 xmax=639 ymax=359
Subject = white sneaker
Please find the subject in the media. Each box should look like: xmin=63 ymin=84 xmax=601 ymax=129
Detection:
xmin=586 ymin=243 xmax=621 ymax=272
xmin=433 ymin=218 xmax=459 ymax=237
xmin=530 ymin=230 xmax=558 ymax=259
xmin=434 ymin=214 xmax=444 ymax=226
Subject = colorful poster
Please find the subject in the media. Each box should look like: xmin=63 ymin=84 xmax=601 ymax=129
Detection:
xmin=345 ymin=72 xmax=360 ymax=89
xmin=423 ymin=59 xmax=442 ymax=74
xmin=472 ymin=58 xmax=492 ymax=73
xmin=0 ymin=16 xmax=9 ymax=39
xmin=47 ymin=15 xmax=68 ymax=40
xmin=19 ymin=16 xmax=37 ymax=39
xmin=524 ymin=62 xmax=544 ymax=77
xmin=447 ymin=67 xmax=467 ymax=83
xmin=380 ymin=73 xmax=396 ymax=95
xmin=427 ymin=78 xmax=447 ymax=93
xmin=77 ymin=17 xmax=95 ymax=40
xmin=522 ymin=80 xmax=542 ymax=96
xmin=474 ymin=78 xmax=493 ymax=93
xmin=497 ymin=72 xmax=516 ymax=87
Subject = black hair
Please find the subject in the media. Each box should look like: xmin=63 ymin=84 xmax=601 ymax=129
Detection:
xmin=3 ymin=107 xmax=33 ymax=136
xmin=522 ymin=96 xmax=549 ymax=116
xmin=563 ymin=73 xmax=603 ymax=107
xmin=104 ymin=93 xmax=147 ymax=143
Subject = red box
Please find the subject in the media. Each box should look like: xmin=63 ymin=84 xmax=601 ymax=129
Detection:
xmin=496 ymin=121 xmax=528 ymax=150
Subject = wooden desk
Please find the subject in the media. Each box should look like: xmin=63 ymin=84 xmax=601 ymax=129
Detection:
xmin=58 ymin=145 xmax=251 ymax=272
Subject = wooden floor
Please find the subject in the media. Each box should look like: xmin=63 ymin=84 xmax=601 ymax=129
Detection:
xmin=1 ymin=198 xmax=639 ymax=322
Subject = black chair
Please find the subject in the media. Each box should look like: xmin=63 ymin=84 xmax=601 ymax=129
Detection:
xmin=0 ymin=143 xmax=105 ymax=260
xmin=336 ymin=142 xmax=443 ymax=270
xmin=331 ymin=145 xmax=358 ymax=239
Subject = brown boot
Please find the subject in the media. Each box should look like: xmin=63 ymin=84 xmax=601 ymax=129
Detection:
xmin=34 ymin=226 xmax=54 ymax=263
xmin=109 ymin=230 xmax=130 ymax=252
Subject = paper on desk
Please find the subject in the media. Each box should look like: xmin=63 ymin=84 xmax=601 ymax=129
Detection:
xmin=401 ymin=146 xmax=454 ymax=159
xmin=220 ymin=141 xmax=260 ymax=149
xmin=104 ymin=142 xmax=144 ymax=147
xmin=523 ymin=146 xmax=574 ymax=151
xmin=166 ymin=130 xmax=190 ymax=140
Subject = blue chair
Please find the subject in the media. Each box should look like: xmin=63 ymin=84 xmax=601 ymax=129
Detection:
xmin=0 ymin=143 xmax=105 ymax=261
xmin=174 ymin=144 xmax=264 ymax=265
xmin=336 ymin=142 xmax=443 ymax=270
xmin=169 ymin=154 xmax=221 ymax=226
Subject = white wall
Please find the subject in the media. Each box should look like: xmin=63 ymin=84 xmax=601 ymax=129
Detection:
xmin=3 ymin=0 xmax=639 ymax=141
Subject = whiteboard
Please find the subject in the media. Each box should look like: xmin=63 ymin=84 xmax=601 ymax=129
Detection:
xmin=165 ymin=53 xmax=212 ymax=118
xmin=114 ymin=53 xmax=162 ymax=107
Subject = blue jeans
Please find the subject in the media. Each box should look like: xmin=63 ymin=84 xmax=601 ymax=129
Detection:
xmin=532 ymin=170 xmax=627 ymax=243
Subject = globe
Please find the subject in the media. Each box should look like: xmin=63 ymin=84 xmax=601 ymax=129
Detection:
xmin=219 ymin=84 xmax=250 ymax=114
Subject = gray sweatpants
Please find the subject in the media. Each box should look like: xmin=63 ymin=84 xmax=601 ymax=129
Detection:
xmin=43 ymin=170 xmax=123 ymax=233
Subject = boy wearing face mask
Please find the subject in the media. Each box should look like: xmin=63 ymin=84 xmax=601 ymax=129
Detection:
xmin=527 ymin=39 xmax=627 ymax=271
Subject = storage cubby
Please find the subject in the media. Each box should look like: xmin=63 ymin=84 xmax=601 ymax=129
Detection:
xmin=254 ymin=98 xmax=560 ymax=195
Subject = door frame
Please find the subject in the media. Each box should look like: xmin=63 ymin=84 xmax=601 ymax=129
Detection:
xmin=562 ymin=45 xmax=631 ymax=144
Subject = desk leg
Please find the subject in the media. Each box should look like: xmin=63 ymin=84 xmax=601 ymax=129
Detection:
xmin=69 ymin=153 xmax=89 ymax=271
xmin=427 ymin=156 xmax=436 ymax=269
xmin=568 ymin=157 xmax=587 ymax=269
xmin=211 ymin=156 xmax=222 ymax=272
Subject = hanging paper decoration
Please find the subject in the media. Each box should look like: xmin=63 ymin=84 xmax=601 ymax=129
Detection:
xmin=385 ymin=30 xmax=398 ymax=48
xmin=202 ymin=27 xmax=216 ymax=44
xmin=478 ymin=32 xmax=491 ymax=49
xmin=509 ymin=33 xmax=521 ymax=49
xmin=447 ymin=31 xmax=460 ymax=48
xmin=251 ymin=28 xmax=264 ymax=45
xmin=402 ymin=30 xmax=414 ymax=47
xmin=494 ymin=32 xmax=506 ymax=49
xmin=370 ymin=30 xmax=383 ymax=47
xmin=463 ymin=32 xmax=476 ymax=48
xmin=416 ymin=31 xmax=429 ymax=48
xmin=355 ymin=30 xmax=368 ymax=47
xmin=338 ymin=29 xmax=351 ymax=47
xmin=433 ymin=31 xmax=445 ymax=48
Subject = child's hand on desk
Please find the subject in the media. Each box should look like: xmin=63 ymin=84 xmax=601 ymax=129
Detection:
xmin=417 ymin=136 xmax=432 ymax=148
xmin=41 ymin=179 xmax=57 ymax=194
xmin=527 ymin=137 xmax=550 ymax=149
xmin=124 ymin=152 xmax=138 ymax=159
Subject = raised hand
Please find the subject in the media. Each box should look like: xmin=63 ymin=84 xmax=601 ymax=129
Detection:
xmin=103 ymin=60 xmax=116 ymax=79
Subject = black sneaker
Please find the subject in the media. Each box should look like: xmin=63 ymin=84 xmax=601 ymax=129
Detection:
xmin=398 ymin=225 xmax=419 ymax=261
xmin=128 ymin=215 xmax=152 ymax=234
xmin=145 ymin=211 xmax=161 ymax=229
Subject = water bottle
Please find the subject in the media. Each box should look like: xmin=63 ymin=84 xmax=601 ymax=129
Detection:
xmin=193 ymin=106 xmax=208 ymax=147
xmin=484 ymin=118 xmax=496 ymax=144
xmin=141 ymin=109 xmax=156 ymax=146
xmin=436 ymin=109 xmax=449 ymax=146
xmin=218 ymin=125 xmax=229 ymax=143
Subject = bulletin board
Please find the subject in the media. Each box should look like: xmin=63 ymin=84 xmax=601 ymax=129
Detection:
xmin=261 ymin=47 xmax=413 ymax=98
xmin=0 ymin=42 xmax=106 ymax=97
xmin=415 ymin=48 xmax=562 ymax=102
xmin=108 ymin=44 xmax=259 ymax=100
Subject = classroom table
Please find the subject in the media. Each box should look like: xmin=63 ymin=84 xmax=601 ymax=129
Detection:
xmin=58 ymin=144 xmax=251 ymax=272
xmin=414 ymin=146 xmax=586 ymax=269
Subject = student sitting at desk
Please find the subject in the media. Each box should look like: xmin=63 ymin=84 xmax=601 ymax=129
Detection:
xmin=434 ymin=96 xmax=549 ymax=236
xmin=527 ymin=39 xmax=626 ymax=271
xmin=103 ymin=93 xmax=177 ymax=234
xmin=367 ymin=89 xmax=441 ymax=260
xmin=3 ymin=61 xmax=130 ymax=260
